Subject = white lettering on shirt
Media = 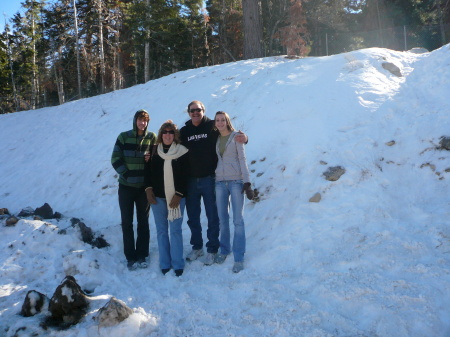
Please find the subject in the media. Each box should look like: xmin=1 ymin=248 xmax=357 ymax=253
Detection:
xmin=187 ymin=134 xmax=208 ymax=142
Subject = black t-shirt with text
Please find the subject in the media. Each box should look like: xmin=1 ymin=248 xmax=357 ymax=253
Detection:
xmin=180 ymin=116 xmax=219 ymax=178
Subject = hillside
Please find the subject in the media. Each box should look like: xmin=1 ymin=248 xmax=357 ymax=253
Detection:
xmin=1 ymin=45 xmax=449 ymax=337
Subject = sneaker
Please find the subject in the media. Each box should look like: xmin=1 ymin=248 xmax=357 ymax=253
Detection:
xmin=127 ymin=261 xmax=137 ymax=271
xmin=175 ymin=269 xmax=183 ymax=277
xmin=137 ymin=259 xmax=148 ymax=269
xmin=214 ymin=253 xmax=228 ymax=264
xmin=161 ymin=268 xmax=171 ymax=275
xmin=232 ymin=261 xmax=244 ymax=273
xmin=186 ymin=249 xmax=204 ymax=261
xmin=204 ymin=252 xmax=216 ymax=266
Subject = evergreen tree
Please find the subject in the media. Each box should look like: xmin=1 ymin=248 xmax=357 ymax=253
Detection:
xmin=260 ymin=0 xmax=289 ymax=56
xmin=42 ymin=0 xmax=75 ymax=104
xmin=206 ymin=0 xmax=244 ymax=63
xmin=359 ymin=0 xmax=450 ymax=51
xmin=10 ymin=0 xmax=47 ymax=110
xmin=304 ymin=0 xmax=361 ymax=56
xmin=124 ymin=0 xmax=207 ymax=80
xmin=181 ymin=0 xmax=210 ymax=68
xmin=0 ymin=30 xmax=14 ymax=113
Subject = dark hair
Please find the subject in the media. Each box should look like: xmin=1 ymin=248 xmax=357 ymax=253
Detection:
xmin=214 ymin=111 xmax=235 ymax=132
xmin=135 ymin=109 xmax=150 ymax=121
xmin=156 ymin=120 xmax=181 ymax=144
xmin=187 ymin=100 xmax=206 ymax=114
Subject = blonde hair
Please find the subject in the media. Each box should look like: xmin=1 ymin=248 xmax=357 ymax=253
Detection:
xmin=214 ymin=111 xmax=235 ymax=132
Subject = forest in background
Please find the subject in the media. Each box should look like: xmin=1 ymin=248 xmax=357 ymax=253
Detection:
xmin=1 ymin=0 xmax=449 ymax=113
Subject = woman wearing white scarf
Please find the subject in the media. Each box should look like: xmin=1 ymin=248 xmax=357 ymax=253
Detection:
xmin=145 ymin=120 xmax=189 ymax=277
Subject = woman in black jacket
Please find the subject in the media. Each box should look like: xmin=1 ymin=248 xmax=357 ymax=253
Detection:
xmin=145 ymin=120 xmax=189 ymax=276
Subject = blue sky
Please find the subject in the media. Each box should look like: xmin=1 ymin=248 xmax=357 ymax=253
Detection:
xmin=1 ymin=0 xmax=24 ymax=31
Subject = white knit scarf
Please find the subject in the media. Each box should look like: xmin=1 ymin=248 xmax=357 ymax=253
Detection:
xmin=157 ymin=143 xmax=189 ymax=221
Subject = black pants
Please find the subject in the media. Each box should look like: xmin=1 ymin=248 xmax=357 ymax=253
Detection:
xmin=118 ymin=184 xmax=150 ymax=262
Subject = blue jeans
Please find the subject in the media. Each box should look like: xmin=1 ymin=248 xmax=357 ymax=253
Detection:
xmin=118 ymin=184 xmax=150 ymax=262
xmin=215 ymin=180 xmax=246 ymax=262
xmin=186 ymin=175 xmax=220 ymax=253
xmin=151 ymin=197 xmax=186 ymax=270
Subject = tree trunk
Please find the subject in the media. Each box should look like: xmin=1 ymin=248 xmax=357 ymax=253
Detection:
xmin=31 ymin=14 xmax=37 ymax=109
xmin=242 ymin=0 xmax=264 ymax=59
xmin=73 ymin=0 xmax=82 ymax=99
xmin=6 ymin=26 xmax=19 ymax=111
xmin=55 ymin=49 xmax=65 ymax=105
xmin=117 ymin=44 xmax=123 ymax=89
xmin=112 ymin=48 xmax=117 ymax=90
xmin=134 ymin=43 xmax=139 ymax=84
xmin=268 ymin=19 xmax=281 ymax=55
xmin=219 ymin=0 xmax=228 ymax=61
xmin=97 ymin=0 xmax=106 ymax=93
xmin=437 ymin=0 xmax=447 ymax=45
xmin=144 ymin=40 xmax=150 ymax=82
xmin=144 ymin=0 xmax=150 ymax=82
xmin=81 ymin=46 xmax=95 ymax=91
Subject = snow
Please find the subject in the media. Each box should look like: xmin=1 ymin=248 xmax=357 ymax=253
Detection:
xmin=61 ymin=285 xmax=74 ymax=303
xmin=1 ymin=45 xmax=449 ymax=337
xmin=27 ymin=291 xmax=41 ymax=315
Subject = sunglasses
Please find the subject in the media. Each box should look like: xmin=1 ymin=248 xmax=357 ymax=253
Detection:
xmin=189 ymin=108 xmax=203 ymax=113
xmin=162 ymin=130 xmax=175 ymax=134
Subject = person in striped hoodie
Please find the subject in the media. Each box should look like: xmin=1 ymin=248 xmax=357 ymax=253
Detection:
xmin=111 ymin=109 xmax=157 ymax=270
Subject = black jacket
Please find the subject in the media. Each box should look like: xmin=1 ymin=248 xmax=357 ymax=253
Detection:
xmin=180 ymin=116 xmax=219 ymax=178
xmin=147 ymin=150 xmax=189 ymax=199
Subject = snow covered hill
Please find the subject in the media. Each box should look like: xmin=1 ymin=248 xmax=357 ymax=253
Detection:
xmin=1 ymin=45 xmax=449 ymax=337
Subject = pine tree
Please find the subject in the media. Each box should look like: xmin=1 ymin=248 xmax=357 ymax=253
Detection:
xmin=0 ymin=29 xmax=17 ymax=113
xmin=42 ymin=0 xmax=73 ymax=104
xmin=303 ymin=0 xmax=358 ymax=55
xmin=206 ymin=0 xmax=244 ymax=63
xmin=10 ymin=0 xmax=46 ymax=110
xmin=261 ymin=0 xmax=290 ymax=56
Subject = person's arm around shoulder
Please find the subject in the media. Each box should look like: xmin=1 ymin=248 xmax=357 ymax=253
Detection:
xmin=235 ymin=130 xmax=248 ymax=144
xmin=149 ymin=131 xmax=157 ymax=144
xmin=144 ymin=132 xmax=157 ymax=162
xmin=180 ymin=125 xmax=188 ymax=147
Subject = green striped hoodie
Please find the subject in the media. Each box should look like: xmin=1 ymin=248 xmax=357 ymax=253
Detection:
xmin=111 ymin=111 xmax=156 ymax=188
